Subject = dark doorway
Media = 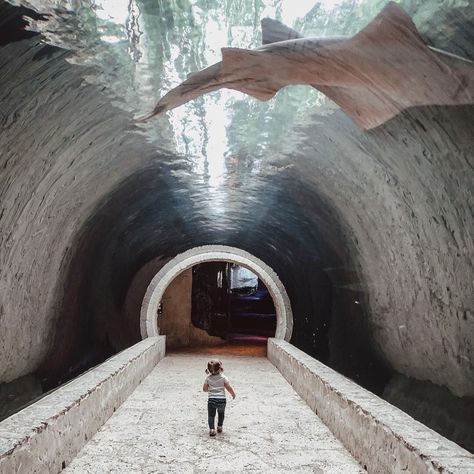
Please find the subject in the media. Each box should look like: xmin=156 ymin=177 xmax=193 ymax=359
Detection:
xmin=191 ymin=262 xmax=276 ymax=339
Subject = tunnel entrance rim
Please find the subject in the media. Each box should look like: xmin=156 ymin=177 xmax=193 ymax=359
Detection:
xmin=140 ymin=245 xmax=293 ymax=341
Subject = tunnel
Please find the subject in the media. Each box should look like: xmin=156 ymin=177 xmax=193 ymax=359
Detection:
xmin=0 ymin=0 xmax=473 ymax=460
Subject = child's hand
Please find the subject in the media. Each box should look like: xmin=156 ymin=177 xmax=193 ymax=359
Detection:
xmin=225 ymin=382 xmax=236 ymax=400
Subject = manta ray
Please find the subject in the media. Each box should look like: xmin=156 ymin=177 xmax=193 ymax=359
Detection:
xmin=138 ymin=2 xmax=474 ymax=129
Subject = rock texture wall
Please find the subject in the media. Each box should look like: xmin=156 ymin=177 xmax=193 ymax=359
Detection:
xmin=0 ymin=31 xmax=162 ymax=383
xmin=289 ymin=105 xmax=474 ymax=397
xmin=160 ymin=268 xmax=223 ymax=349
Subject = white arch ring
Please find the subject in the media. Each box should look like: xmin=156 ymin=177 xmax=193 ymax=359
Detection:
xmin=140 ymin=245 xmax=293 ymax=341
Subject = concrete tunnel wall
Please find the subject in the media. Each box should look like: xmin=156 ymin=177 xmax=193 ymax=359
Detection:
xmin=0 ymin=0 xmax=473 ymax=448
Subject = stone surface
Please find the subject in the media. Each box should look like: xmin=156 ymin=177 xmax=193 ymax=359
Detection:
xmin=0 ymin=32 xmax=166 ymax=383
xmin=64 ymin=348 xmax=363 ymax=474
xmin=268 ymin=339 xmax=474 ymax=474
xmin=0 ymin=337 xmax=165 ymax=474
xmin=160 ymin=268 xmax=223 ymax=349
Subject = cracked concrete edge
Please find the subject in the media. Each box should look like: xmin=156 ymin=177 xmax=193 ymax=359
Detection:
xmin=268 ymin=339 xmax=474 ymax=474
xmin=0 ymin=336 xmax=166 ymax=474
xmin=140 ymin=245 xmax=293 ymax=341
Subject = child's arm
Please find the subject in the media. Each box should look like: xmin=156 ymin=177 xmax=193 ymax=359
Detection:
xmin=203 ymin=383 xmax=209 ymax=392
xmin=224 ymin=382 xmax=236 ymax=399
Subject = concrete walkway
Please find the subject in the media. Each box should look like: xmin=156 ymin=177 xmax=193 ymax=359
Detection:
xmin=64 ymin=348 xmax=364 ymax=473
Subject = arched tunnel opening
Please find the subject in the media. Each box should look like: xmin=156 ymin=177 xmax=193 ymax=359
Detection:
xmin=158 ymin=262 xmax=278 ymax=350
xmin=0 ymin=0 xmax=474 ymax=458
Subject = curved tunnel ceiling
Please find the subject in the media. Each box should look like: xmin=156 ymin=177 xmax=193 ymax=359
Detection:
xmin=0 ymin=0 xmax=473 ymax=415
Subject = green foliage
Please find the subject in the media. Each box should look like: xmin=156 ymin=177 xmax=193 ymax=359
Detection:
xmin=61 ymin=0 xmax=472 ymax=173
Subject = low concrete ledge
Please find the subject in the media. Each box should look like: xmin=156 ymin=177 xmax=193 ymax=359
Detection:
xmin=0 ymin=336 xmax=165 ymax=473
xmin=268 ymin=338 xmax=474 ymax=474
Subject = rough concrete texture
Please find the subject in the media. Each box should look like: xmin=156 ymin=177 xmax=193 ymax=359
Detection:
xmin=160 ymin=268 xmax=224 ymax=349
xmin=268 ymin=339 xmax=474 ymax=474
xmin=0 ymin=337 xmax=165 ymax=474
xmin=0 ymin=35 xmax=167 ymax=383
xmin=299 ymin=107 xmax=474 ymax=397
xmin=64 ymin=348 xmax=363 ymax=474
xmin=123 ymin=256 xmax=171 ymax=346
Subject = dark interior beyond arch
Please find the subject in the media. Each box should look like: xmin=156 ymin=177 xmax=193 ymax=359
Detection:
xmin=191 ymin=262 xmax=277 ymax=339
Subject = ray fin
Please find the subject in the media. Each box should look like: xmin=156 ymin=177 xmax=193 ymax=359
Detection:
xmin=221 ymin=47 xmax=284 ymax=100
xmin=315 ymin=85 xmax=402 ymax=130
xmin=261 ymin=17 xmax=303 ymax=45
xmin=353 ymin=1 xmax=423 ymax=44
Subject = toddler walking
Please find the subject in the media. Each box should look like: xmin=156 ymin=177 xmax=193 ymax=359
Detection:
xmin=202 ymin=359 xmax=236 ymax=437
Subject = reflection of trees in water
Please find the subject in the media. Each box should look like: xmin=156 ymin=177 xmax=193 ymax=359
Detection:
xmin=127 ymin=0 xmax=142 ymax=63
xmin=51 ymin=0 xmax=472 ymax=173
xmin=49 ymin=0 xmax=473 ymax=98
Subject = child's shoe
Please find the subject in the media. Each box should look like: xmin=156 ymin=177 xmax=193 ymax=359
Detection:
xmin=209 ymin=429 xmax=216 ymax=437
xmin=217 ymin=426 xmax=223 ymax=433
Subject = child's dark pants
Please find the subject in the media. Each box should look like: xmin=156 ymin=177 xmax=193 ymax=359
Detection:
xmin=208 ymin=398 xmax=226 ymax=429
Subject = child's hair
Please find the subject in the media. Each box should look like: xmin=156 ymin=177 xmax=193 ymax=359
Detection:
xmin=205 ymin=359 xmax=223 ymax=375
